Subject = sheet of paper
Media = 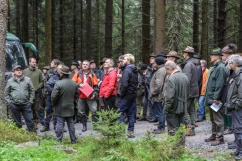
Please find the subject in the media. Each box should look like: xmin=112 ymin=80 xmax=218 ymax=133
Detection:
xmin=210 ymin=102 xmax=223 ymax=112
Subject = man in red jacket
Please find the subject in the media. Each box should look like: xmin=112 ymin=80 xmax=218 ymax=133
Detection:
xmin=99 ymin=58 xmax=118 ymax=110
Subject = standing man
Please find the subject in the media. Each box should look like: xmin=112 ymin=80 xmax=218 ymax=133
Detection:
xmin=204 ymin=48 xmax=227 ymax=146
xmin=166 ymin=50 xmax=182 ymax=71
xmin=118 ymin=53 xmax=138 ymax=138
xmin=51 ymin=66 xmax=79 ymax=143
xmin=23 ymin=58 xmax=44 ymax=128
xmin=72 ymin=60 xmax=99 ymax=132
xmin=164 ymin=61 xmax=189 ymax=135
xmin=149 ymin=57 xmax=166 ymax=134
xmin=4 ymin=65 xmax=35 ymax=131
xmin=69 ymin=60 xmax=79 ymax=79
xmin=182 ymin=46 xmax=199 ymax=136
xmin=99 ymin=58 xmax=118 ymax=110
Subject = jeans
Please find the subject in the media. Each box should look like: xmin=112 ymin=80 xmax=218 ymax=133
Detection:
xmin=152 ymin=102 xmax=166 ymax=130
xmin=118 ymin=98 xmax=136 ymax=132
xmin=9 ymin=103 xmax=34 ymax=131
xmin=197 ymin=96 xmax=205 ymax=119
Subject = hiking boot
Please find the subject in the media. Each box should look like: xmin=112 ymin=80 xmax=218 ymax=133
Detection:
xmin=127 ymin=131 xmax=135 ymax=138
xmin=81 ymin=116 xmax=87 ymax=132
xmin=235 ymin=154 xmax=242 ymax=160
xmin=224 ymin=128 xmax=233 ymax=135
xmin=40 ymin=126 xmax=50 ymax=132
xmin=149 ymin=119 xmax=158 ymax=123
xmin=211 ymin=137 xmax=225 ymax=146
xmin=186 ymin=127 xmax=195 ymax=136
xmin=231 ymin=150 xmax=239 ymax=156
xmin=228 ymin=141 xmax=238 ymax=149
xmin=205 ymin=134 xmax=216 ymax=142
xmin=138 ymin=117 xmax=148 ymax=121
xmin=152 ymin=129 xmax=165 ymax=134
xmin=197 ymin=118 xmax=205 ymax=122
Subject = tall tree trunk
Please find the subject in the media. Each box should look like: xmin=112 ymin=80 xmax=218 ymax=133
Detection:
xmin=45 ymin=0 xmax=52 ymax=64
xmin=7 ymin=0 xmax=10 ymax=32
xmin=0 ymin=0 xmax=8 ymax=119
xmin=21 ymin=0 xmax=29 ymax=58
xmin=218 ymin=0 xmax=227 ymax=48
xmin=105 ymin=0 xmax=113 ymax=58
xmin=86 ymin=0 xmax=91 ymax=59
xmin=213 ymin=0 xmax=218 ymax=48
xmin=121 ymin=0 xmax=125 ymax=55
xmin=34 ymin=0 xmax=39 ymax=49
xmin=73 ymin=0 xmax=77 ymax=59
xmin=59 ymin=0 xmax=64 ymax=59
xmin=96 ymin=0 xmax=100 ymax=64
xmin=80 ymin=0 xmax=83 ymax=60
xmin=238 ymin=0 xmax=242 ymax=53
xmin=15 ymin=0 xmax=21 ymax=37
xmin=154 ymin=0 xmax=166 ymax=55
xmin=201 ymin=0 xmax=208 ymax=62
xmin=193 ymin=0 xmax=199 ymax=52
xmin=142 ymin=0 xmax=150 ymax=64
xmin=51 ymin=0 xmax=55 ymax=58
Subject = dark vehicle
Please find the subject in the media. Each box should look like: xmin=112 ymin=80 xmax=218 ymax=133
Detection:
xmin=6 ymin=32 xmax=39 ymax=77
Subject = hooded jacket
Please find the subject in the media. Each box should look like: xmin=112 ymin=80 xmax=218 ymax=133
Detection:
xmin=120 ymin=64 xmax=138 ymax=99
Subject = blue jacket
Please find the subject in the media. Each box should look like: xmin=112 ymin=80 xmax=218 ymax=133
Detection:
xmin=45 ymin=70 xmax=60 ymax=94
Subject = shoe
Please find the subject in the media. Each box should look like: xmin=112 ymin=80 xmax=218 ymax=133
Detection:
xmin=81 ymin=116 xmax=87 ymax=132
xmin=74 ymin=120 xmax=80 ymax=124
xmin=138 ymin=117 xmax=147 ymax=121
xmin=149 ymin=119 xmax=158 ymax=123
xmin=127 ymin=131 xmax=135 ymax=138
xmin=205 ymin=134 xmax=216 ymax=142
xmin=154 ymin=122 xmax=159 ymax=126
xmin=196 ymin=118 xmax=205 ymax=122
xmin=235 ymin=154 xmax=242 ymax=160
xmin=195 ymin=122 xmax=198 ymax=127
xmin=211 ymin=138 xmax=225 ymax=146
xmin=224 ymin=128 xmax=233 ymax=135
xmin=228 ymin=140 xmax=236 ymax=145
xmin=228 ymin=142 xmax=238 ymax=149
xmin=40 ymin=126 xmax=50 ymax=132
xmin=231 ymin=150 xmax=239 ymax=156
xmin=64 ymin=129 xmax=67 ymax=132
xmin=71 ymin=141 xmax=76 ymax=144
xmin=186 ymin=127 xmax=195 ymax=136
xmin=152 ymin=129 xmax=165 ymax=134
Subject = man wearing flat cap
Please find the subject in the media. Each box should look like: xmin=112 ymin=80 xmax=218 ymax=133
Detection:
xmin=70 ymin=60 xmax=79 ymax=79
xmin=182 ymin=46 xmax=199 ymax=136
xmin=4 ymin=65 xmax=35 ymax=131
xmin=51 ymin=65 xmax=79 ymax=143
xmin=204 ymin=48 xmax=227 ymax=146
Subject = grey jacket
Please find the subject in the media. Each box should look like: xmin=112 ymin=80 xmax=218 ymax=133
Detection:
xmin=51 ymin=76 xmax=79 ymax=117
xmin=182 ymin=58 xmax=199 ymax=98
xmin=149 ymin=65 xmax=166 ymax=102
xmin=4 ymin=75 xmax=35 ymax=105
xmin=164 ymin=70 xmax=189 ymax=114
xmin=225 ymin=69 xmax=242 ymax=110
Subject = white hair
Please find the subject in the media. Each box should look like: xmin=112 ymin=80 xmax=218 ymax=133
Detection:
xmin=165 ymin=61 xmax=177 ymax=69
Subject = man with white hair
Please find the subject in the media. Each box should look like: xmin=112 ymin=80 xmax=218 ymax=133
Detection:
xmin=164 ymin=61 xmax=189 ymax=135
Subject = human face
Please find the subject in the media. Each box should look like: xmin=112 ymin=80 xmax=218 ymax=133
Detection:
xmin=70 ymin=65 xmax=77 ymax=71
xmin=90 ymin=63 xmax=96 ymax=69
xmin=167 ymin=56 xmax=176 ymax=62
xmin=149 ymin=57 xmax=155 ymax=65
xmin=118 ymin=59 xmax=124 ymax=67
xmin=57 ymin=64 xmax=63 ymax=75
xmin=14 ymin=68 xmax=23 ymax=77
xmin=50 ymin=61 xmax=56 ymax=68
xmin=82 ymin=61 xmax=90 ymax=70
xmin=222 ymin=52 xmax=230 ymax=61
xmin=122 ymin=57 xmax=130 ymax=66
xmin=42 ymin=69 xmax=47 ymax=74
xmin=183 ymin=52 xmax=188 ymax=60
xmin=103 ymin=59 xmax=112 ymax=69
xmin=165 ymin=67 xmax=172 ymax=75
xmin=201 ymin=63 xmax=205 ymax=71
xmin=210 ymin=55 xmax=219 ymax=63
xmin=228 ymin=61 xmax=236 ymax=71
xmin=29 ymin=58 xmax=36 ymax=69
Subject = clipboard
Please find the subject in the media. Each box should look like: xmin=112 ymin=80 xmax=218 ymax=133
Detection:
xmin=79 ymin=82 xmax=94 ymax=97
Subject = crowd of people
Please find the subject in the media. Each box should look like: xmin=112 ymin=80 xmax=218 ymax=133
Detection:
xmin=4 ymin=44 xmax=242 ymax=160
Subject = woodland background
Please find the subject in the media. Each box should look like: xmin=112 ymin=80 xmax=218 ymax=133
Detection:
xmin=6 ymin=0 xmax=242 ymax=65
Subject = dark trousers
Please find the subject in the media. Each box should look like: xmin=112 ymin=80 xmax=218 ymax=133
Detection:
xmin=103 ymin=95 xmax=117 ymax=111
xmin=32 ymin=92 xmax=40 ymax=123
xmin=184 ymin=98 xmax=195 ymax=126
xmin=38 ymin=96 xmax=46 ymax=123
xmin=152 ymin=102 xmax=165 ymax=130
xmin=166 ymin=113 xmax=184 ymax=134
xmin=9 ymin=103 xmax=34 ymax=131
xmin=44 ymin=95 xmax=57 ymax=128
xmin=55 ymin=116 xmax=76 ymax=143
xmin=209 ymin=107 xmax=224 ymax=138
xmin=118 ymin=98 xmax=136 ymax=132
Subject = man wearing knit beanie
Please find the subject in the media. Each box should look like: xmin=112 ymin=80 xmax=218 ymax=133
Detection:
xmin=149 ymin=57 xmax=166 ymax=134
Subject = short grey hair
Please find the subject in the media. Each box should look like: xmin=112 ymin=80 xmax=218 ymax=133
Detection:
xmin=106 ymin=58 xmax=114 ymax=67
xmin=200 ymin=59 xmax=207 ymax=67
xmin=165 ymin=61 xmax=177 ymax=69
xmin=228 ymin=54 xmax=242 ymax=67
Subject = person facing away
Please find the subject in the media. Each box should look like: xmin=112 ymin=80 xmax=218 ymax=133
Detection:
xmin=4 ymin=65 xmax=35 ymax=131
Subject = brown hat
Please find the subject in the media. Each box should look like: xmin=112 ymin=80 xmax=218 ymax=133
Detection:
xmin=13 ymin=65 xmax=23 ymax=71
xmin=166 ymin=51 xmax=180 ymax=58
xmin=222 ymin=43 xmax=237 ymax=54
xmin=58 ymin=66 xmax=71 ymax=75
xmin=149 ymin=54 xmax=156 ymax=58
xmin=183 ymin=46 xmax=195 ymax=54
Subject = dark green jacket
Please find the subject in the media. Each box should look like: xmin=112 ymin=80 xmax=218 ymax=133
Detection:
xmin=204 ymin=61 xmax=227 ymax=105
xmin=51 ymin=77 xmax=79 ymax=117
xmin=4 ymin=75 xmax=35 ymax=105
xmin=23 ymin=67 xmax=44 ymax=91
xmin=164 ymin=70 xmax=189 ymax=114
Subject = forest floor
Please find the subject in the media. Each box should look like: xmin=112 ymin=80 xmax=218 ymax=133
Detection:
xmin=35 ymin=118 xmax=235 ymax=160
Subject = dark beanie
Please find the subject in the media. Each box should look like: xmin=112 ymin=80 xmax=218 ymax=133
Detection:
xmin=155 ymin=57 xmax=164 ymax=65
xmin=140 ymin=64 xmax=147 ymax=70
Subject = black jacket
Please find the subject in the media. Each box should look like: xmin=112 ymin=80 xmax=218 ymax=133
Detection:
xmin=120 ymin=64 xmax=138 ymax=99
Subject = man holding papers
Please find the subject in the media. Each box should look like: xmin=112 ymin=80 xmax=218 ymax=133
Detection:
xmin=204 ymin=48 xmax=227 ymax=146
xmin=72 ymin=60 xmax=99 ymax=132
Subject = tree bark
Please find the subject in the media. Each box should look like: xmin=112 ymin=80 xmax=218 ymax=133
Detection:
xmin=154 ymin=0 xmax=166 ymax=55
xmin=21 ymin=0 xmax=29 ymax=58
xmin=238 ymin=0 xmax=242 ymax=53
xmin=218 ymin=0 xmax=227 ymax=48
xmin=213 ymin=0 xmax=218 ymax=48
xmin=73 ymin=0 xmax=77 ymax=59
xmin=201 ymin=0 xmax=208 ymax=62
xmin=142 ymin=0 xmax=150 ymax=64
xmin=0 ymin=0 xmax=8 ymax=119
xmin=193 ymin=0 xmax=199 ymax=52
xmin=7 ymin=0 xmax=10 ymax=32
xmin=15 ymin=0 xmax=21 ymax=37
xmin=121 ymin=0 xmax=125 ymax=55
xmin=86 ymin=0 xmax=91 ymax=59
xmin=51 ymin=0 xmax=55 ymax=58
xmin=105 ymin=0 xmax=113 ymax=58
xmin=45 ymin=0 xmax=52 ymax=64
xmin=80 ymin=0 xmax=83 ymax=60
xmin=97 ymin=0 xmax=100 ymax=64
xmin=59 ymin=0 xmax=64 ymax=59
